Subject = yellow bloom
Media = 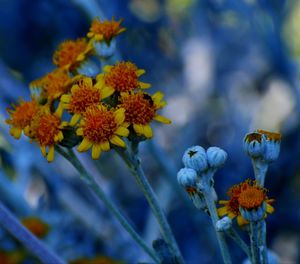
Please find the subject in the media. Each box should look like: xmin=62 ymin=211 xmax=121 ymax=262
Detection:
xmin=29 ymin=106 xmax=66 ymax=162
xmin=96 ymin=61 xmax=150 ymax=93
xmin=59 ymin=77 xmax=114 ymax=126
xmin=30 ymin=69 xmax=73 ymax=101
xmin=119 ymin=91 xmax=171 ymax=138
xmin=21 ymin=217 xmax=49 ymax=238
xmin=76 ymin=104 xmax=129 ymax=160
xmin=87 ymin=17 xmax=126 ymax=42
xmin=217 ymin=180 xmax=274 ymax=226
xmin=6 ymin=100 xmax=40 ymax=139
xmin=53 ymin=38 xmax=93 ymax=71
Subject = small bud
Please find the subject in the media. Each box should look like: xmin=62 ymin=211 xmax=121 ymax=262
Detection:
xmin=177 ymin=168 xmax=198 ymax=187
xmin=216 ymin=217 xmax=232 ymax=232
xmin=257 ymin=130 xmax=281 ymax=163
xmin=206 ymin=147 xmax=227 ymax=169
xmin=244 ymin=132 xmax=265 ymax=158
xmin=182 ymin=146 xmax=208 ymax=172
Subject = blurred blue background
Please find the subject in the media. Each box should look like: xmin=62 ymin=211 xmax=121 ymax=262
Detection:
xmin=1 ymin=0 xmax=300 ymax=263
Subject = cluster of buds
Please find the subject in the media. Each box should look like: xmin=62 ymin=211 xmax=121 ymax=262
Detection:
xmin=6 ymin=18 xmax=171 ymax=162
xmin=177 ymin=145 xmax=227 ymax=210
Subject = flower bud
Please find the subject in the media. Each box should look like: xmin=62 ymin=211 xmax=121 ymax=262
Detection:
xmin=244 ymin=132 xmax=265 ymax=158
xmin=206 ymin=147 xmax=227 ymax=169
xmin=182 ymin=146 xmax=208 ymax=172
xmin=257 ymin=130 xmax=281 ymax=163
xmin=216 ymin=217 xmax=232 ymax=232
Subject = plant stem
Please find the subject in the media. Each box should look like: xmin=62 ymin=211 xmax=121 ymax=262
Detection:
xmin=0 ymin=202 xmax=65 ymax=264
xmin=251 ymin=159 xmax=268 ymax=187
xmin=226 ymin=227 xmax=251 ymax=258
xmin=258 ymin=220 xmax=268 ymax=264
xmin=249 ymin=221 xmax=260 ymax=264
xmin=202 ymin=189 xmax=232 ymax=264
xmin=55 ymin=146 xmax=159 ymax=263
xmin=115 ymin=147 xmax=185 ymax=264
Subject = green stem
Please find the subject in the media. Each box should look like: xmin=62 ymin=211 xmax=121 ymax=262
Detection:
xmin=202 ymin=189 xmax=232 ymax=264
xmin=115 ymin=147 xmax=185 ymax=264
xmin=249 ymin=221 xmax=260 ymax=264
xmin=55 ymin=146 xmax=159 ymax=263
xmin=226 ymin=227 xmax=251 ymax=258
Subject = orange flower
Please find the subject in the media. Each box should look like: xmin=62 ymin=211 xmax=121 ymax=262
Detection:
xmin=21 ymin=217 xmax=49 ymax=238
xmin=30 ymin=69 xmax=73 ymax=101
xmin=96 ymin=61 xmax=150 ymax=93
xmin=87 ymin=17 xmax=126 ymax=42
xmin=119 ymin=91 xmax=171 ymax=138
xmin=6 ymin=100 xmax=40 ymax=139
xmin=53 ymin=38 xmax=93 ymax=71
xmin=217 ymin=180 xmax=274 ymax=226
xmin=29 ymin=106 xmax=66 ymax=162
xmin=59 ymin=77 xmax=114 ymax=126
xmin=76 ymin=104 xmax=129 ymax=159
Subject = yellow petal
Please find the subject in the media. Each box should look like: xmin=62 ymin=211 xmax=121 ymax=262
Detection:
xmin=70 ymin=114 xmax=80 ymax=126
xmin=154 ymin=115 xmax=171 ymax=124
xmin=61 ymin=94 xmax=71 ymax=103
xmin=76 ymin=128 xmax=84 ymax=136
xmin=40 ymin=146 xmax=47 ymax=157
xmin=100 ymin=141 xmax=110 ymax=151
xmin=92 ymin=144 xmax=101 ymax=159
xmin=54 ymin=131 xmax=64 ymax=142
xmin=47 ymin=145 xmax=55 ymax=163
xmin=219 ymin=200 xmax=229 ymax=205
xmin=10 ymin=127 xmax=22 ymax=139
xmin=103 ymin=65 xmax=113 ymax=72
xmin=237 ymin=215 xmax=248 ymax=226
xmin=114 ymin=108 xmax=125 ymax=125
xmin=77 ymin=138 xmax=93 ymax=152
xmin=55 ymin=102 xmax=64 ymax=118
xmin=139 ymin=82 xmax=151 ymax=89
xmin=115 ymin=127 xmax=129 ymax=137
xmin=96 ymin=73 xmax=104 ymax=82
xmin=133 ymin=124 xmax=144 ymax=136
xmin=83 ymin=77 xmax=93 ymax=87
xmin=228 ymin=212 xmax=236 ymax=219
xmin=136 ymin=69 xmax=145 ymax=76
xmin=101 ymin=85 xmax=115 ymax=99
xmin=217 ymin=207 xmax=228 ymax=217
xmin=71 ymin=85 xmax=80 ymax=93
xmin=152 ymin=91 xmax=164 ymax=103
xmin=76 ymin=53 xmax=85 ymax=61
xmin=266 ymin=204 xmax=274 ymax=214
xmin=110 ymin=135 xmax=126 ymax=147
xmin=143 ymin=125 xmax=153 ymax=138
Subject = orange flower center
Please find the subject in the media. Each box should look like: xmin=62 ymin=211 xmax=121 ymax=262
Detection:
xmin=82 ymin=107 xmax=118 ymax=143
xmin=90 ymin=19 xmax=123 ymax=41
xmin=53 ymin=39 xmax=88 ymax=69
xmin=238 ymin=186 xmax=265 ymax=210
xmin=121 ymin=93 xmax=156 ymax=125
xmin=43 ymin=70 xmax=71 ymax=99
xmin=69 ymin=81 xmax=101 ymax=114
xmin=33 ymin=114 xmax=61 ymax=146
xmin=257 ymin=129 xmax=281 ymax=141
xmin=104 ymin=62 xmax=139 ymax=92
xmin=8 ymin=101 xmax=39 ymax=128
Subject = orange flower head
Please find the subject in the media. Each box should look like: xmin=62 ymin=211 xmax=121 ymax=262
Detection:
xmin=21 ymin=217 xmax=49 ymax=238
xmin=53 ymin=38 xmax=92 ymax=71
xmin=238 ymin=184 xmax=266 ymax=210
xmin=87 ymin=17 xmax=126 ymax=42
xmin=6 ymin=100 xmax=40 ymax=139
xmin=76 ymin=104 xmax=129 ymax=159
xmin=119 ymin=91 xmax=171 ymax=138
xmin=59 ymin=77 xmax=114 ymax=126
xmin=97 ymin=61 xmax=151 ymax=93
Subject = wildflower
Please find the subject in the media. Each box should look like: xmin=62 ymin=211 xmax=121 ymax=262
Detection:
xmin=206 ymin=147 xmax=227 ymax=169
xmin=6 ymin=100 xmax=40 ymax=139
xmin=30 ymin=69 xmax=73 ymax=101
xmin=21 ymin=217 xmax=49 ymax=238
xmin=243 ymin=132 xmax=265 ymax=158
xmin=53 ymin=38 xmax=93 ymax=71
xmin=29 ymin=106 xmax=66 ymax=162
xmin=217 ymin=180 xmax=274 ymax=226
xmin=96 ymin=61 xmax=150 ymax=93
xmin=182 ymin=146 xmax=208 ymax=172
xmin=87 ymin=17 xmax=126 ymax=43
xmin=76 ymin=104 xmax=129 ymax=160
xmin=59 ymin=77 xmax=114 ymax=126
xmin=257 ymin=129 xmax=281 ymax=163
xmin=119 ymin=91 xmax=171 ymax=138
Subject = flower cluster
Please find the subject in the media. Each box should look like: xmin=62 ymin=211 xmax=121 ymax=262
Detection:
xmin=6 ymin=18 xmax=171 ymax=162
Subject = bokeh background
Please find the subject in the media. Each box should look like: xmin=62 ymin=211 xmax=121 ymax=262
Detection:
xmin=1 ymin=0 xmax=300 ymax=263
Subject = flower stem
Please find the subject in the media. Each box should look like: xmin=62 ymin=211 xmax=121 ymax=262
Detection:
xmin=226 ymin=227 xmax=251 ymax=258
xmin=258 ymin=220 xmax=268 ymax=264
xmin=202 ymin=188 xmax=232 ymax=264
xmin=251 ymin=159 xmax=268 ymax=187
xmin=115 ymin=147 xmax=185 ymax=264
xmin=0 ymin=202 xmax=65 ymax=264
xmin=249 ymin=221 xmax=260 ymax=264
xmin=55 ymin=146 xmax=160 ymax=263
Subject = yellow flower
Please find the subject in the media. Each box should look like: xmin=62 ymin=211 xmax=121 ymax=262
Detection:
xmin=76 ymin=104 xmax=129 ymax=160
xmin=30 ymin=69 xmax=73 ymax=101
xmin=59 ymin=77 xmax=114 ymax=126
xmin=87 ymin=17 xmax=126 ymax=42
xmin=6 ymin=100 xmax=40 ymax=139
xmin=96 ymin=61 xmax=150 ymax=93
xmin=53 ymin=38 xmax=93 ymax=71
xmin=217 ymin=180 xmax=274 ymax=226
xmin=119 ymin=91 xmax=171 ymax=138
xmin=29 ymin=106 xmax=66 ymax=162
xmin=21 ymin=217 xmax=49 ymax=238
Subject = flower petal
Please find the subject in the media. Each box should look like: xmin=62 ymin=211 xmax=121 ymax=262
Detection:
xmin=217 ymin=206 xmax=228 ymax=217
xmin=114 ymin=108 xmax=125 ymax=125
xmin=77 ymin=138 xmax=93 ymax=152
xmin=100 ymin=141 xmax=110 ymax=151
xmin=101 ymin=85 xmax=115 ymax=99
xmin=115 ymin=127 xmax=129 ymax=137
xmin=139 ymin=82 xmax=151 ymax=89
xmin=92 ymin=144 xmax=102 ymax=159
xmin=70 ymin=114 xmax=80 ymax=126
xmin=266 ymin=204 xmax=274 ymax=214
xmin=110 ymin=135 xmax=126 ymax=147
xmin=237 ymin=215 xmax=248 ymax=226
xmin=154 ymin=115 xmax=171 ymax=124
xmin=47 ymin=145 xmax=55 ymax=163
